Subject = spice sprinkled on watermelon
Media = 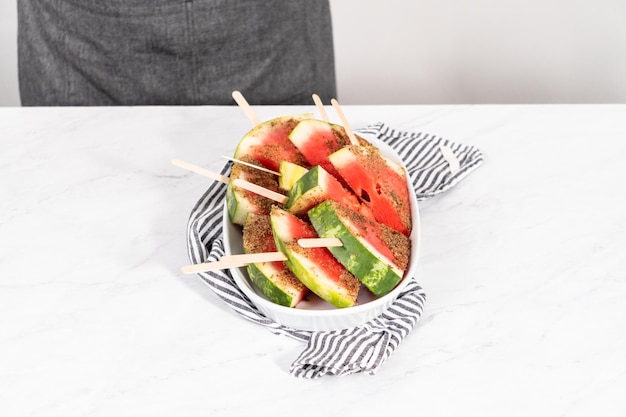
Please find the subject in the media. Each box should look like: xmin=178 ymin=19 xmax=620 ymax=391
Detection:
xmin=243 ymin=214 xmax=308 ymax=307
xmin=288 ymin=119 xmax=371 ymax=185
xmin=224 ymin=111 xmax=416 ymax=309
xmin=329 ymin=145 xmax=412 ymax=236
xmin=226 ymin=155 xmax=284 ymax=225
xmin=234 ymin=115 xmax=311 ymax=172
xmin=285 ymin=165 xmax=369 ymax=218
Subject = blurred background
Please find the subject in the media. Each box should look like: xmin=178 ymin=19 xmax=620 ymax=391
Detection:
xmin=2 ymin=0 xmax=626 ymax=106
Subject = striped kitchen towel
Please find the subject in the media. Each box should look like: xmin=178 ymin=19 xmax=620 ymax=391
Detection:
xmin=186 ymin=123 xmax=483 ymax=378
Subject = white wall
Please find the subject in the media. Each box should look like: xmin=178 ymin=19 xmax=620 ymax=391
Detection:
xmin=330 ymin=0 xmax=626 ymax=104
xmin=2 ymin=1 xmax=626 ymax=106
xmin=0 ymin=1 xmax=19 ymax=106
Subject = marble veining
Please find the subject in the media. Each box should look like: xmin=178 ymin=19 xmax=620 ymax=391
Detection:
xmin=1 ymin=104 xmax=626 ymax=416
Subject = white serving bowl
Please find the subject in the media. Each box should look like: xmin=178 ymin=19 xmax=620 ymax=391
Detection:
xmin=223 ymin=139 xmax=420 ymax=331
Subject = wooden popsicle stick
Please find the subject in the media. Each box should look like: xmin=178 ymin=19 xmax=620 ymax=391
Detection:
xmin=182 ymin=238 xmax=343 ymax=273
xmin=297 ymin=237 xmax=342 ymax=248
xmin=173 ymin=158 xmax=288 ymax=204
xmin=232 ymin=90 xmax=261 ymax=125
xmin=181 ymin=252 xmax=288 ymax=274
xmin=219 ymin=252 xmax=287 ymax=264
xmin=312 ymin=93 xmax=329 ymax=122
xmin=221 ymin=155 xmax=281 ymax=176
xmin=438 ymin=144 xmax=461 ymax=174
xmin=171 ymin=158 xmax=229 ymax=184
xmin=232 ymin=178 xmax=288 ymax=204
xmin=331 ymin=98 xmax=359 ymax=146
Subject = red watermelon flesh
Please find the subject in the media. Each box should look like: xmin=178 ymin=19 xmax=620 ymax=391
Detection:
xmin=234 ymin=114 xmax=311 ymax=172
xmin=329 ymin=145 xmax=412 ymax=236
xmin=270 ymin=206 xmax=360 ymax=308
xmin=288 ymin=119 xmax=369 ymax=185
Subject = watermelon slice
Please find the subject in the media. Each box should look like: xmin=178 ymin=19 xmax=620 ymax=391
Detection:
xmin=226 ymin=155 xmax=284 ymax=225
xmin=329 ymin=145 xmax=412 ymax=236
xmin=242 ymin=214 xmax=308 ymax=307
xmin=278 ymin=160 xmax=309 ymax=192
xmin=288 ymin=119 xmax=370 ymax=183
xmin=308 ymin=200 xmax=411 ymax=297
xmin=284 ymin=165 xmax=368 ymax=218
xmin=270 ymin=206 xmax=360 ymax=308
xmin=233 ymin=114 xmax=311 ymax=172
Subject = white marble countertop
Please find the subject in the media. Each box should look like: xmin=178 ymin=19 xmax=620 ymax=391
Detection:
xmin=1 ymin=104 xmax=625 ymax=416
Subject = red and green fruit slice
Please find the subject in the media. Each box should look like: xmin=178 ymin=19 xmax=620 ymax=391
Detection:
xmin=284 ymin=165 xmax=370 ymax=218
xmin=288 ymin=119 xmax=369 ymax=184
xmin=308 ymin=200 xmax=410 ymax=297
xmin=329 ymin=145 xmax=412 ymax=236
xmin=242 ymin=214 xmax=308 ymax=307
xmin=233 ymin=114 xmax=311 ymax=172
xmin=226 ymin=156 xmax=284 ymax=225
xmin=270 ymin=206 xmax=360 ymax=308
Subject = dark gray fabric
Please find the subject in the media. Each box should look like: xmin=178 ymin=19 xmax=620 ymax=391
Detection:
xmin=18 ymin=0 xmax=336 ymax=106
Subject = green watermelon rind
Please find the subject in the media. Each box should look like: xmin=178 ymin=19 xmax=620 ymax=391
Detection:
xmin=284 ymin=165 xmax=326 ymax=214
xmin=226 ymin=157 xmax=281 ymax=225
xmin=227 ymin=181 xmax=267 ymax=225
xmin=242 ymin=213 xmax=307 ymax=308
xmin=308 ymin=200 xmax=404 ymax=297
xmin=270 ymin=212 xmax=357 ymax=308
xmin=246 ymin=262 xmax=297 ymax=308
xmin=226 ymin=182 xmax=251 ymax=225
xmin=285 ymin=165 xmax=359 ymax=216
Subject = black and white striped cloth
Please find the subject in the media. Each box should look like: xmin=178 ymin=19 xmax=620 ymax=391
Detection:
xmin=186 ymin=123 xmax=483 ymax=378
